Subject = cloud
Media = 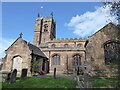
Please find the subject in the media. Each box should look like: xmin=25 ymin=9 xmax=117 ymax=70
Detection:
xmin=0 ymin=38 xmax=15 ymax=59
xmin=66 ymin=5 xmax=118 ymax=37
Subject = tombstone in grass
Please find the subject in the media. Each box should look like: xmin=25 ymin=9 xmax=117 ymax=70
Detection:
xmin=9 ymin=69 xmax=17 ymax=83
xmin=21 ymin=69 xmax=28 ymax=80
xmin=6 ymin=72 xmax=11 ymax=82
xmin=54 ymin=68 xmax=56 ymax=79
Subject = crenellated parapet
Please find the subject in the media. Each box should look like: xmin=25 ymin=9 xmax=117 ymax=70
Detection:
xmin=48 ymin=38 xmax=87 ymax=43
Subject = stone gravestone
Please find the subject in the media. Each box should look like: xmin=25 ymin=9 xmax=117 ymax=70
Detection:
xmin=77 ymin=67 xmax=79 ymax=75
xmin=9 ymin=69 xmax=17 ymax=83
xmin=21 ymin=69 xmax=28 ymax=80
xmin=6 ymin=72 xmax=11 ymax=82
xmin=54 ymin=68 xmax=56 ymax=79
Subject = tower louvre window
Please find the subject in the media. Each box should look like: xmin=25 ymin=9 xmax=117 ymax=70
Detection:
xmin=44 ymin=24 xmax=48 ymax=32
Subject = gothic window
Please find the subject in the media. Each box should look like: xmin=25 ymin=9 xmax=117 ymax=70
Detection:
xmin=77 ymin=44 xmax=82 ymax=47
xmin=44 ymin=24 xmax=48 ymax=32
xmin=64 ymin=44 xmax=69 ymax=48
xmin=73 ymin=54 xmax=81 ymax=67
xmin=51 ymin=44 xmax=56 ymax=48
xmin=52 ymin=54 xmax=60 ymax=65
xmin=104 ymin=41 xmax=120 ymax=64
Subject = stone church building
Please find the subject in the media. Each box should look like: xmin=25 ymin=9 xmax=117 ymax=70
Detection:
xmin=2 ymin=13 xmax=120 ymax=76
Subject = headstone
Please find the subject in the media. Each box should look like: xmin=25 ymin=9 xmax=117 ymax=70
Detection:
xmin=6 ymin=72 xmax=11 ymax=82
xmin=9 ymin=69 xmax=17 ymax=83
xmin=54 ymin=68 xmax=56 ymax=79
xmin=21 ymin=69 xmax=28 ymax=80
xmin=77 ymin=67 xmax=79 ymax=75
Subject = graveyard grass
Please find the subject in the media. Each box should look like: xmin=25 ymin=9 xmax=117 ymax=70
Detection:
xmin=2 ymin=77 xmax=77 ymax=88
xmin=90 ymin=77 xmax=119 ymax=87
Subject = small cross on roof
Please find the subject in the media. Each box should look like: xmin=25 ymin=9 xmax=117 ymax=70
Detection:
xmin=19 ymin=32 xmax=23 ymax=38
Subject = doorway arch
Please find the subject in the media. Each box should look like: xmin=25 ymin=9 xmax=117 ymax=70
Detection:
xmin=12 ymin=56 xmax=22 ymax=73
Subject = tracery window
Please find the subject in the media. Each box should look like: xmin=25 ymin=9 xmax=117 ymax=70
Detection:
xmin=77 ymin=44 xmax=82 ymax=47
xmin=44 ymin=24 xmax=48 ymax=32
xmin=51 ymin=44 xmax=56 ymax=48
xmin=73 ymin=54 xmax=81 ymax=67
xmin=52 ymin=54 xmax=60 ymax=65
xmin=104 ymin=41 xmax=120 ymax=64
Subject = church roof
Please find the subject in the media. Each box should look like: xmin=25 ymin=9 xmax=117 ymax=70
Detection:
xmin=24 ymin=41 xmax=48 ymax=59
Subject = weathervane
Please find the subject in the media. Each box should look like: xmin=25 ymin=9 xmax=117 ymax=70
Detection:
xmin=39 ymin=6 xmax=43 ymax=17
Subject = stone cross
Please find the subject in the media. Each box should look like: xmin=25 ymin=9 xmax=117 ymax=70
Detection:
xmin=19 ymin=33 xmax=23 ymax=38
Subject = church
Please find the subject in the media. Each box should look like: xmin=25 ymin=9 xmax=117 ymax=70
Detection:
xmin=2 ymin=13 xmax=120 ymax=76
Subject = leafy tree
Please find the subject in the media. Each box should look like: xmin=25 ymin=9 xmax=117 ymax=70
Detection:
xmin=31 ymin=60 xmax=40 ymax=74
xmin=103 ymin=1 xmax=120 ymax=25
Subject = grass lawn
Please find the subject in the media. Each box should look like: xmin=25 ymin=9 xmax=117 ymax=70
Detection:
xmin=90 ymin=77 xmax=119 ymax=87
xmin=2 ymin=77 xmax=77 ymax=88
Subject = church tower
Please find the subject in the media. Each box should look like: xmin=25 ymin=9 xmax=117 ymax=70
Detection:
xmin=33 ymin=12 xmax=56 ymax=46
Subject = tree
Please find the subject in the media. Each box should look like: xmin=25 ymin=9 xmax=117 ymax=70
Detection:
xmin=103 ymin=1 xmax=120 ymax=25
xmin=31 ymin=60 xmax=40 ymax=74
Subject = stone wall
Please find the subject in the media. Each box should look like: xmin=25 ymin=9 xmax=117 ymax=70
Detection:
xmin=41 ymin=39 xmax=86 ymax=73
xmin=86 ymin=23 xmax=120 ymax=76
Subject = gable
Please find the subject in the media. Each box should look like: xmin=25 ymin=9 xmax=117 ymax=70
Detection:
xmin=5 ymin=37 xmax=22 ymax=52
xmin=88 ymin=23 xmax=120 ymax=39
xmin=5 ymin=37 xmax=31 ymax=55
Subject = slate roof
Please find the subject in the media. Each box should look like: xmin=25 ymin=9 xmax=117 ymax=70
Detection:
xmin=23 ymin=40 xmax=48 ymax=59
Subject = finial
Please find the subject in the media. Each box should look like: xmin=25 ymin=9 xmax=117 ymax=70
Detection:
xmin=38 ymin=13 xmax=40 ymax=17
xmin=50 ymin=12 xmax=53 ymax=18
xmin=19 ymin=32 xmax=23 ymax=38
xmin=54 ymin=20 xmax=56 ymax=23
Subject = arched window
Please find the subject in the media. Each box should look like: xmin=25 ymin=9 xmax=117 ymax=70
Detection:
xmin=77 ymin=44 xmax=82 ymax=47
xmin=64 ymin=44 xmax=69 ymax=48
xmin=44 ymin=24 xmax=48 ymax=32
xmin=73 ymin=54 xmax=81 ymax=67
xmin=52 ymin=54 xmax=60 ymax=65
xmin=104 ymin=40 xmax=120 ymax=64
xmin=51 ymin=44 xmax=56 ymax=48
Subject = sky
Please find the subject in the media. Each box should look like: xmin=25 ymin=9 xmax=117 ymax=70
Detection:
xmin=1 ymin=2 xmax=118 ymax=58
